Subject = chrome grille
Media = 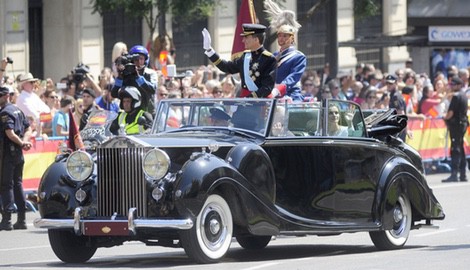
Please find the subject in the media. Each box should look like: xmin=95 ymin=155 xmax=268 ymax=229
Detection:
xmin=97 ymin=147 xmax=147 ymax=217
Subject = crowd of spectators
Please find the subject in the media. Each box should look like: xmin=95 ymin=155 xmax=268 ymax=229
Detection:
xmin=302 ymin=59 xmax=467 ymax=121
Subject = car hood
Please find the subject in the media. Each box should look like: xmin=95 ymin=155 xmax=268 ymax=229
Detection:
xmin=100 ymin=131 xmax=259 ymax=149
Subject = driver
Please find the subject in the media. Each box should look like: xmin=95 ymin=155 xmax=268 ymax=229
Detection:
xmin=110 ymin=86 xmax=153 ymax=135
xmin=209 ymin=107 xmax=231 ymax=127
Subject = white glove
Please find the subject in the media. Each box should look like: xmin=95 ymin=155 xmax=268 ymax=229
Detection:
xmin=271 ymin=88 xmax=281 ymax=97
xmin=202 ymin=28 xmax=212 ymax=51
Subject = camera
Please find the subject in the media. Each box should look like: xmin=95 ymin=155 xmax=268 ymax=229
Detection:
xmin=6 ymin=57 xmax=13 ymax=64
xmin=114 ymin=53 xmax=140 ymax=77
xmin=72 ymin=63 xmax=90 ymax=83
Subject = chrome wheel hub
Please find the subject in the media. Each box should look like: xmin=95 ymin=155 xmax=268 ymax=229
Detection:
xmin=209 ymin=219 xmax=220 ymax=235
xmin=393 ymin=206 xmax=403 ymax=223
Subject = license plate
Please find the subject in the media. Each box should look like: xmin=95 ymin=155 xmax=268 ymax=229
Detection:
xmin=83 ymin=221 xmax=129 ymax=236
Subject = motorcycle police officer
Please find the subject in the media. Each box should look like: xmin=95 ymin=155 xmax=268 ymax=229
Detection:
xmin=0 ymin=86 xmax=32 ymax=231
xmin=110 ymin=86 xmax=153 ymax=135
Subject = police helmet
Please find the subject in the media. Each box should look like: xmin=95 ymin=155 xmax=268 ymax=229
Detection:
xmin=119 ymin=86 xmax=141 ymax=110
xmin=129 ymin=45 xmax=149 ymax=66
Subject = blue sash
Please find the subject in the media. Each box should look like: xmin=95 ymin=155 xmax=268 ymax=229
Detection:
xmin=243 ymin=52 xmax=258 ymax=92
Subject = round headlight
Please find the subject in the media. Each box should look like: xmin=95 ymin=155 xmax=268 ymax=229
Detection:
xmin=143 ymin=149 xmax=170 ymax=180
xmin=66 ymin=151 xmax=93 ymax=181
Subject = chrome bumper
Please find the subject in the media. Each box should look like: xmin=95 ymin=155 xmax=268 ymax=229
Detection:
xmin=34 ymin=207 xmax=193 ymax=235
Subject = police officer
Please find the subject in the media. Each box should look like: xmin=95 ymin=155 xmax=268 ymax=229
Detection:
xmin=110 ymin=86 xmax=153 ymax=135
xmin=442 ymin=77 xmax=469 ymax=182
xmin=0 ymin=86 xmax=32 ymax=231
xmin=202 ymin=24 xmax=276 ymax=98
xmin=111 ymin=45 xmax=158 ymax=115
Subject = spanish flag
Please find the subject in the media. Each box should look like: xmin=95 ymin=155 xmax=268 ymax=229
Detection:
xmin=231 ymin=0 xmax=257 ymax=60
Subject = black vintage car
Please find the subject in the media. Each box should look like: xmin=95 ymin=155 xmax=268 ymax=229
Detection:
xmin=34 ymin=98 xmax=444 ymax=264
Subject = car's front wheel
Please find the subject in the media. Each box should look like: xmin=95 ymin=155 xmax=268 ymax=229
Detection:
xmin=236 ymin=235 xmax=271 ymax=250
xmin=180 ymin=194 xmax=233 ymax=263
xmin=370 ymin=194 xmax=412 ymax=250
xmin=48 ymin=229 xmax=97 ymax=263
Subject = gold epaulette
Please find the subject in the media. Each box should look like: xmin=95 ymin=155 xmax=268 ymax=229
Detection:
xmin=262 ymin=51 xmax=273 ymax=57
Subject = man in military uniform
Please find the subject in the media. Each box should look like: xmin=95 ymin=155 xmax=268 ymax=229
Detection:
xmin=442 ymin=77 xmax=469 ymax=182
xmin=202 ymin=23 xmax=276 ymax=98
xmin=0 ymin=86 xmax=32 ymax=231
xmin=264 ymin=0 xmax=306 ymax=101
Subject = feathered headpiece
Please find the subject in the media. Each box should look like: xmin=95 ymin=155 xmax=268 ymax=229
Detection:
xmin=264 ymin=0 xmax=301 ymax=34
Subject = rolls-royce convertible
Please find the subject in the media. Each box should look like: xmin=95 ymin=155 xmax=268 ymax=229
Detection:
xmin=34 ymin=98 xmax=444 ymax=264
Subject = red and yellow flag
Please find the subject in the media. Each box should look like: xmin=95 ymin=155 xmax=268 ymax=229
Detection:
xmin=68 ymin=108 xmax=84 ymax=151
xmin=231 ymin=0 xmax=257 ymax=60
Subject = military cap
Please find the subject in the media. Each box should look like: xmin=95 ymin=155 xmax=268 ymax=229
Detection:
xmin=0 ymin=86 xmax=9 ymax=96
xmin=385 ymin=74 xmax=397 ymax=84
xmin=240 ymin=23 xmax=267 ymax=36
xmin=209 ymin=107 xmax=231 ymax=121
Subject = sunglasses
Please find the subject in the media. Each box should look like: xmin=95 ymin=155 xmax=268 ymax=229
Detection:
xmin=49 ymin=96 xmax=59 ymax=99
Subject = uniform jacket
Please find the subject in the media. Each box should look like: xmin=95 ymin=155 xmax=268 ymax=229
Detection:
xmin=273 ymin=46 xmax=306 ymax=101
xmin=208 ymin=47 xmax=276 ymax=98
xmin=110 ymin=108 xmax=153 ymax=135
xmin=0 ymin=103 xmax=29 ymax=156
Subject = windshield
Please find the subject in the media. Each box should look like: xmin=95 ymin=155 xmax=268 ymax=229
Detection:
xmin=153 ymin=98 xmax=274 ymax=135
xmin=80 ymin=110 xmax=118 ymax=141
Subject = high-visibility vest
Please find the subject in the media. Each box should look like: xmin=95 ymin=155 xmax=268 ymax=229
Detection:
xmin=118 ymin=110 xmax=145 ymax=135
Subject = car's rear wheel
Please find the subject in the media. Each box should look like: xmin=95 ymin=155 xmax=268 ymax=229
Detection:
xmin=48 ymin=229 xmax=97 ymax=263
xmin=370 ymin=194 xmax=412 ymax=250
xmin=236 ymin=235 xmax=271 ymax=249
xmin=180 ymin=194 xmax=233 ymax=263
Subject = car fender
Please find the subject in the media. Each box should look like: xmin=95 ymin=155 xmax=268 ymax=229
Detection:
xmin=174 ymin=146 xmax=279 ymax=235
xmin=37 ymin=159 xmax=79 ymax=218
xmin=374 ymin=157 xmax=445 ymax=229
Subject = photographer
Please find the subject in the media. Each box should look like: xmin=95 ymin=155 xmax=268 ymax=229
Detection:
xmin=111 ymin=45 xmax=158 ymax=115
xmin=69 ymin=63 xmax=102 ymax=100
xmin=0 ymin=57 xmax=13 ymax=87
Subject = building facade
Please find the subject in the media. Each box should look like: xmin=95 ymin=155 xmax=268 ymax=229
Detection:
xmin=1 ymin=0 xmax=411 ymax=83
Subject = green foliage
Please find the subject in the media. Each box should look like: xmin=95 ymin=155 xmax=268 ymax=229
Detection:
xmin=171 ymin=0 xmax=218 ymax=25
xmin=354 ymin=0 xmax=380 ymax=20
xmin=91 ymin=0 xmax=218 ymax=22
xmin=91 ymin=0 xmax=154 ymax=19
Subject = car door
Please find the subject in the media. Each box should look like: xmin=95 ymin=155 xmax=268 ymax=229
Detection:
xmin=264 ymin=100 xmax=395 ymax=227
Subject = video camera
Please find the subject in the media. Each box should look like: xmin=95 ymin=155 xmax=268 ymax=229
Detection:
xmin=72 ymin=63 xmax=90 ymax=83
xmin=114 ymin=53 xmax=140 ymax=78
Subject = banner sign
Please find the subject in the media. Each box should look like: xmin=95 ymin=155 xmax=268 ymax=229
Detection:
xmin=429 ymin=26 xmax=470 ymax=42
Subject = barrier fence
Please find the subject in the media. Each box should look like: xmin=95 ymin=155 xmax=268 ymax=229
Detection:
xmin=406 ymin=116 xmax=470 ymax=161
xmin=23 ymin=137 xmax=66 ymax=192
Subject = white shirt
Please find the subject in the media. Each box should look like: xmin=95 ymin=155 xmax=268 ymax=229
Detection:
xmin=16 ymin=90 xmax=50 ymax=120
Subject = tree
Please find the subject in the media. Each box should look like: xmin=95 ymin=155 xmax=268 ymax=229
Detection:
xmin=91 ymin=0 xmax=219 ymax=64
